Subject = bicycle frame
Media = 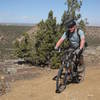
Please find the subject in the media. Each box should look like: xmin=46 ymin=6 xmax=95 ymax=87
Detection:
xmin=56 ymin=48 xmax=81 ymax=93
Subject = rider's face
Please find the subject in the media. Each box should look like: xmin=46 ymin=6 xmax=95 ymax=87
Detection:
xmin=69 ymin=25 xmax=76 ymax=33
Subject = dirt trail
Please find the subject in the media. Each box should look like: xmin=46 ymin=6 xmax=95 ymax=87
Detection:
xmin=0 ymin=65 xmax=100 ymax=100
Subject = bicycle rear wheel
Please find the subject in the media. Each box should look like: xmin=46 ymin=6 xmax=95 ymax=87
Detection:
xmin=78 ymin=64 xmax=85 ymax=82
xmin=74 ymin=55 xmax=86 ymax=83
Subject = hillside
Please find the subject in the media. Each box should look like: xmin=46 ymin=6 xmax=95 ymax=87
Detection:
xmin=0 ymin=25 xmax=100 ymax=60
xmin=0 ymin=25 xmax=33 ymax=60
xmin=86 ymin=26 xmax=100 ymax=46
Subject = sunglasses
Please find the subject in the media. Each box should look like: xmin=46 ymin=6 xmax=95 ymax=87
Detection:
xmin=68 ymin=26 xmax=74 ymax=29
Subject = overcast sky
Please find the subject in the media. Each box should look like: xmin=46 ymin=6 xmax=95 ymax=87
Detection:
xmin=0 ymin=0 xmax=100 ymax=26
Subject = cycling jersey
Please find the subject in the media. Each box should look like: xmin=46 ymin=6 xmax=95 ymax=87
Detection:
xmin=61 ymin=29 xmax=85 ymax=48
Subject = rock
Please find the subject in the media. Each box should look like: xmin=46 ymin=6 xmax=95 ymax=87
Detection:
xmin=96 ymin=46 xmax=100 ymax=51
xmin=6 ymin=68 xmax=17 ymax=75
xmin=0 ymin=76 xmax=10 ymax=96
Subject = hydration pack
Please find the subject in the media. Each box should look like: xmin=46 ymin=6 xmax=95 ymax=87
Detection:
xmin=67 ymin=28 xmax=88 ymax=48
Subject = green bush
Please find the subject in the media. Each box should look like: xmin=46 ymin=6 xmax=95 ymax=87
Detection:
xmin=14 ymin=10 xmax=61 ymax=68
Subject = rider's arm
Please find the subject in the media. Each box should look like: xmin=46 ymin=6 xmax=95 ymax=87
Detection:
xmin=79 ymin=30 xmax=85 ymax=50
xmin=55 ymin=32 xmax=66 ymax=49
xmin=80 ymin=36 xmax=85 ymax=49
xmin=55 ymin=38 xmax=64 ymax=49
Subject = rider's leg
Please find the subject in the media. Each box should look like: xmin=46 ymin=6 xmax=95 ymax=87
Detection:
xmin=79 ymin=55 xmax=84 ymax=66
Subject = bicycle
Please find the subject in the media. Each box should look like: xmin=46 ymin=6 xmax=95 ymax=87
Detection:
xmin=55 ymin=48 xmax=85 ymax=93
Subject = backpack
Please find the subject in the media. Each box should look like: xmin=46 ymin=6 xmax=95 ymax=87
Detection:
xmin=77 ymin=28 xmax=88 ymax=48
xmin=67 ymin=28 xmax=88 ymax=48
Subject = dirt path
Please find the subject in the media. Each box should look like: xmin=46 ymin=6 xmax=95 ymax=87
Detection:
xmin=0 ymin=66 xmax=100 ymax=100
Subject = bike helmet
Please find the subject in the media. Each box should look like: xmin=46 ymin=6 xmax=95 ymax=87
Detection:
xmin=65 ymin=18 xmax=76 ymax=29
xmin=67 ymin=20 xmax=76 ymax=28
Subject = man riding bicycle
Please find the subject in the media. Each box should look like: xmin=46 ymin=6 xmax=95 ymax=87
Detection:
xmin=54 ymin=19 xmax=86 ymax=93
xmin=55 ymin=19 xmax=85 ymax=66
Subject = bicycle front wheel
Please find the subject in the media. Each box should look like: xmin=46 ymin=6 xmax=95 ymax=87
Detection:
xmin=56 ymin=65 xmax=67 ymax=93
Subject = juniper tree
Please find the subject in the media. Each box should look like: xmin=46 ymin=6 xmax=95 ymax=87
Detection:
xmin=34 ymin=10 xmax=59 ymax=66
xmin=63 ymin=0 xmax=87 ymax=31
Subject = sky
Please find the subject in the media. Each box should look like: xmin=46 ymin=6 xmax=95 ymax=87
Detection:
xmin=0 ymin=0 xmax=100 ymax=26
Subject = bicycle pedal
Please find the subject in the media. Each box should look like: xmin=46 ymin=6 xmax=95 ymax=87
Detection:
xmin=62 ymin=85 xmax=66 ymax=89
xmin=52 ymin=76 xmax=57 ymax=80
xmin=72 ymin=72 xmax=77 ymax=77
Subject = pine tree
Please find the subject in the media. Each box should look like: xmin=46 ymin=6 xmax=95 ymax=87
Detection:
xmin=61 ymin=0 xmax=87 ymax=31
xmin=65 ymin=0 xmax=82 ymax=19
xmin=33 ymin=10 xmax=59 ymax=67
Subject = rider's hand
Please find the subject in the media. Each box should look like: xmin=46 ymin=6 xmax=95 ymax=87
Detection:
xmin=75 ymin=48 xmax=81 ymax=55
xmin=54 ymin=46 xmax=59 ymax=51
xmin=54 ymin=46 xmax=61 ymax=52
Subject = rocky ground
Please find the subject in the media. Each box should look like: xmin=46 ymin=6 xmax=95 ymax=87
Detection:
xmin=84 ymin=46 xmax=100 ymax=66
xmin=0 ymin=65 xmax=100 ymax=100
xmin=0 ymin=46 xmax=100 ymax=100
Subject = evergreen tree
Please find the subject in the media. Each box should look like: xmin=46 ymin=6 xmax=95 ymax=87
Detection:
xmin=62 ymin=0 xmax=86 ymax=31
xmin=33 ymin=10 xmax=60 ymax=67
xmin=65 ymin=0 xmax=82 ymax=19
xmin=79 ymin=19 xmax=86 ymax=31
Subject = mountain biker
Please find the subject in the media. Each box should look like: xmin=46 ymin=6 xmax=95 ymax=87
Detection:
xmin=55 ymin=19 xmax=85 ymax=65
